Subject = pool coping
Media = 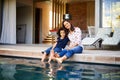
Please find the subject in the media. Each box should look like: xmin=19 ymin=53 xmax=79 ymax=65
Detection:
xmin=0 ymin=44 xmax=120 ymax=65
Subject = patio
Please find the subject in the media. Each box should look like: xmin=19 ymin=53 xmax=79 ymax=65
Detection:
xmin=0 ymin=44 xmax=120 ymax=65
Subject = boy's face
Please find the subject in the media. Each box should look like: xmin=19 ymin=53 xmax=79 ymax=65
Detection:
xmin=60 ymin=30 xmax=65 ymax=38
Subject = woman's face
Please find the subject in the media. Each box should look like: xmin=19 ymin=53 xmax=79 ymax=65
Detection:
xmin=63 ymin=21 xmax=71 ymax=29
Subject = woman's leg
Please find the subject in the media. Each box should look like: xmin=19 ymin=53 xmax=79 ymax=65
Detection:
xmin=58 ymin=49 xmax=67 ymax=57
xmin=65 ymin=46 xmax=83 ymax=58
xmin=56 ymin=46 xmax=83 ymax=63
xmin=55 ymin=49 xmax=68 ymax=63
xmin=56 ymin=55 xmax=67 ymax=64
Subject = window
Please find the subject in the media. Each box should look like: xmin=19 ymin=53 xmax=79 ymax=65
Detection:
xmin=102 ymin=0 xmax=120 ymax=27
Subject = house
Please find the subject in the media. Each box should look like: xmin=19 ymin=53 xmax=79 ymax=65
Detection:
xmin=0 ymin=0 xmax=120 ymax=45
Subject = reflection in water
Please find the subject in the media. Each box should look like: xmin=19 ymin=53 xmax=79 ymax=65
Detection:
xmin=0 ymin=64 xmax=16 ymax=80
xmin=0 ymin=58 xmax=120 ymax=80
xmin=47 ymin=62 xmax=63 ymax=78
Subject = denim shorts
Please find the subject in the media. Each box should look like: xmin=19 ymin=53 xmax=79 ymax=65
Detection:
xmin=45 ymin=47 xmax=62 ymax=55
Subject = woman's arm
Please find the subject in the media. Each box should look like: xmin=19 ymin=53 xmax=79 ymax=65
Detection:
xmin=67 ymin=27 xmax=82 ymax=49
xmin=75 ymin=27 xmax=82 ymax=44
xmin=67 ymin=43 xmax=78 ymax=50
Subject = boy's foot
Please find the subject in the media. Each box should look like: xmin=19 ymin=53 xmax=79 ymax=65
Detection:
xmin=58 ymin=65 xmax=63 ymax=70
xmin=48 ymin=59 xmax=51 ymax=63
xmin=54 ymin=53 xmax=59 ymax=58
xmin=40 ymin=61 xmax=46 ymax=68
xmin=41 ymin=59 xmax=44 ymax=63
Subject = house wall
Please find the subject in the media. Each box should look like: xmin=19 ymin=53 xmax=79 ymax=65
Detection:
xmin=87 ymin=1 xmax=95 ymax=26
xmin=67 ymin=2 xmax=87 ymax=30
xmin=17 ymin=0 xmax=33 ymax=6
xmin=67 ymin=1 xmax=95 ymax=30
xmin=17 ymin=6 xmax=33 ymax=44
xmin=35 ymin=2 xmax=52 ymax=41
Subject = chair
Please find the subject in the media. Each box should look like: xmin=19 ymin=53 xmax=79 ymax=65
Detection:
xmin=102 ymin=27 xmax=120 ymax=46
xmin=88 ymin=26 xmax=95 ymax=38
xmin=82 ymin=27 xmax=112 ymax=48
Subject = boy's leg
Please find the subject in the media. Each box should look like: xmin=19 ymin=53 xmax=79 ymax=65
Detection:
xmin=54 ymin=53 xmax=60 ymax=58
xmin=41 ymin=52 xmax=47 ymax=62
xmin=48 ymin=50 xmax=55 ymax=63
xmin=52 ymin=48 xmax=62 ymax=60
xmin=41 ymin=47 xmax=52 ymax=62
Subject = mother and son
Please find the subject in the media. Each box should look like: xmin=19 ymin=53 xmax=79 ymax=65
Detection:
xmin=41 ymin=20 xmax=83 ymax=63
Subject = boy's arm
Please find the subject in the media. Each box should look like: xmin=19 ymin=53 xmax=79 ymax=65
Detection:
xmin=51 ymin=42 xmax=57 ymax=50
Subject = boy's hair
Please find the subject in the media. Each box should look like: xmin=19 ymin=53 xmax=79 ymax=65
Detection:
xmin=57 ymin=27 xmax=68 ymax=37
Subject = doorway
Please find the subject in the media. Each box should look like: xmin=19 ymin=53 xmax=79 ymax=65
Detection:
xmin=35 ymin=8 xmax=42 ymax=44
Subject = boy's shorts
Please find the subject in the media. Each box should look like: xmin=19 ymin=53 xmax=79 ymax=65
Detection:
xmin=45 ymin=47 xmax=62 ymax=55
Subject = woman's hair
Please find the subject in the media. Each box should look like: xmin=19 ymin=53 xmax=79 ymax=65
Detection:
xmin=62 ymin=20 xmax=75 ymax=32
xmin=57 ymin=27 xmax=68 ymax=38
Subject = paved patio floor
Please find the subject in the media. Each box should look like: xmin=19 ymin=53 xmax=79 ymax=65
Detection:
xmin=0 ymin=44 xmax=120 ymax=65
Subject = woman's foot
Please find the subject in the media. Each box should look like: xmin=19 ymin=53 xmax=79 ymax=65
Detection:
xmin=55 ymin=58 xmax=63 ymax=64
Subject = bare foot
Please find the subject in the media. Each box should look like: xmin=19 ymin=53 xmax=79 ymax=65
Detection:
xmin=54 ymin=53 xmax=59 ymax=58
xmin=40 ymin=61 xmax=46 ymax=68
xmin=55 ymin=58 xmax=62 ymax=64
xmin=48 ymin=59 xmax=51 ymax=63
xmin=58 ymin=65 xmax=63 ymax=70
xmin=41 ymin=59 xmax=44 ymax=62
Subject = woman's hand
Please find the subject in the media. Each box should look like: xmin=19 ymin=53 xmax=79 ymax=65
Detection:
xmin=67 ymin=45 xmax=73 ymax=50
xmin=67 ymin=43 xmax=78 ymax=50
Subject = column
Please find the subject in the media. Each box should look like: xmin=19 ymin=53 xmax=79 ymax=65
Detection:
xmin=0 ymin=0 xmax=16 ymax=44
xmin=95 ymin=0 xmax=102 ymax=34
xmin=9 ymin=0 xmax=16 ymax=44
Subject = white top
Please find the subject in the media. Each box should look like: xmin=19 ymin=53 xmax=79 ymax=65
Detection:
xmin=68 ymin=27 xmax=83 ymax=47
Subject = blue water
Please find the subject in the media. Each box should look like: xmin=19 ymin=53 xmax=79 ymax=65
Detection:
xmin=0 ymin=58 xmax=120 ymax=80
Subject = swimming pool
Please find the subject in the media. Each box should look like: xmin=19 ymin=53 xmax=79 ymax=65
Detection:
xmin=0 ymin=57 xmax=120 ymax=80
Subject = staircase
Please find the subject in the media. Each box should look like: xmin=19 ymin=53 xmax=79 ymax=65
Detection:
xmin=42 ymin=35 xmax=56 ymax=44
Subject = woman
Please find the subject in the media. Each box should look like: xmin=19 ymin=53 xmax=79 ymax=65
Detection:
xmin=55 ymin=20 xmax=83 ymax=63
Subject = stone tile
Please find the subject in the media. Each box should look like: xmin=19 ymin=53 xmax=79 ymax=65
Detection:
xmin=115 ymin=57 xmax=120 ymax=64
xmin=0 ymin=44 xmax=120 ymax=65
xmin=95 ymin=56 xmax=115 ymax=64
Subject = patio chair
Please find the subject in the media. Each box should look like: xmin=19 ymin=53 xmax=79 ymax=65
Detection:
xmin=82 ymin=27 xmax=112 ymax=48
xmin=102 ymin=27 xmax=120 ymax=46
xmin=88 ymin=26 xmax=95 ymax=38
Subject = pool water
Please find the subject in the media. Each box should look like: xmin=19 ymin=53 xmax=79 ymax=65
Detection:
xmin=0 ymin=57 xmax=120 ymax=80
